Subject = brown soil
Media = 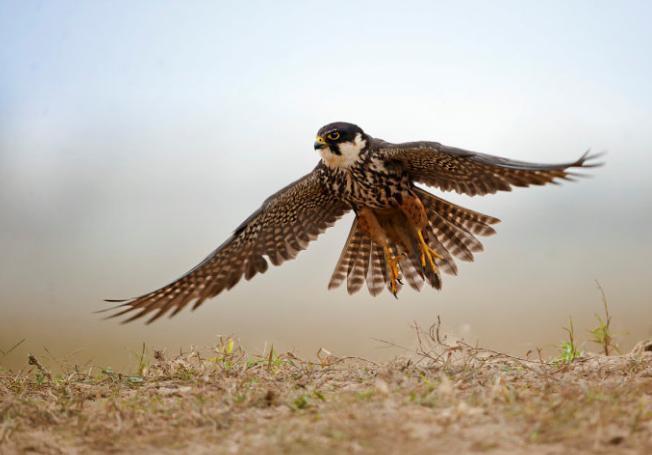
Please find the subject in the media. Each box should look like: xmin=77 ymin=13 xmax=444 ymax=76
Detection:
xmin=2 ymin=333 xmax=652 ymax=454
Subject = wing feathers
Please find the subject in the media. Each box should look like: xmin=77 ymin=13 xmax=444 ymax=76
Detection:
xmin=375 ymin=139 xmax=602 ymax=196
xmin=106 ymin=169 xmax=350 ymax=323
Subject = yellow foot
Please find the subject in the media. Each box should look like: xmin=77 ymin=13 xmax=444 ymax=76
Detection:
xmin=384 ymin=246 xmax=401 ymax=298
xmin=417 ymin=230 xmax=442 ymax=274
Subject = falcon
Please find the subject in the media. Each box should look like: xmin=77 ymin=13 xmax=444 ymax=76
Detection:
xmin=106 ymin=122 xmax=601 ymax=323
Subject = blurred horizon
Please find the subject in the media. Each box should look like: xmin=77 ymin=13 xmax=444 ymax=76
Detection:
xmin=1 ymin=1 xmax=651 ymax=370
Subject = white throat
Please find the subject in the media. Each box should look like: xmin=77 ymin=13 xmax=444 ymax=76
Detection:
xmin=319 ymin=133 xmax=366 ymax=169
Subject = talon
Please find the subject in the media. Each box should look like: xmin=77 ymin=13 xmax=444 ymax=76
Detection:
xmin=417 ymin=230 xmax=442 ymax=274
xmin=384 ymin=246 xmax=401 ymax=297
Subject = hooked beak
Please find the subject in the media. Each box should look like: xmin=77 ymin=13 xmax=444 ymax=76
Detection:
xmin=314 ymin=135 xmax=327 ymax=150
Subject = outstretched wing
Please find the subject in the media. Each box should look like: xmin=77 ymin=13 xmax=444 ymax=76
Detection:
xmin=105 ymin=168 xmax=350 ymax=323
xmin=374 ymin=139 xmax=603 ymax=196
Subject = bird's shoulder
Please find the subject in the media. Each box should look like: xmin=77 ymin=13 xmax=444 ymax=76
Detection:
xmin=369 ymin=136 xmax=471 ymax=158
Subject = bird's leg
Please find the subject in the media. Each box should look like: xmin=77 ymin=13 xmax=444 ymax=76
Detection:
xmin=383 ymin=245 xmax=401 ymax=297
xmin=399 ymin=194 xmax=442 ymax=275
xmin=357 ymin=208 xmax=402 ymax=297
xmin=417 ymin=229 xmax=442 ymax=273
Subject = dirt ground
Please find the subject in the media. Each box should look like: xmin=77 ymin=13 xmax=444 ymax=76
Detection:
xmin=2 ymin=326 xmax=652 ymax=454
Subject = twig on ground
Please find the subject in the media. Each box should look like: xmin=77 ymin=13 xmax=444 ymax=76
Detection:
xmin=27 ymin=353 xmax=52 ymax=381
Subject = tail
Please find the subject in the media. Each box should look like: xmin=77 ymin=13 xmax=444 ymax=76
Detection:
xmin=328 ymin=189 xmax=500 ymax=296
xmin=328 ymin=218 xmax=372 ymax=294
xmin=415 ymin=187 xmax=500 ymax=265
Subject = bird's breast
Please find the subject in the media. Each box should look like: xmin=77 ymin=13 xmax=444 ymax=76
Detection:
xmin=328 ymin=160 xmax=411 ymax=209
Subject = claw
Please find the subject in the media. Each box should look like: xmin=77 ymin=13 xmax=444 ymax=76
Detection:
xmin=417 ymin=229 xmax=442 ymax=274
xmin=384 ymin=246 xmax=401 ymax=297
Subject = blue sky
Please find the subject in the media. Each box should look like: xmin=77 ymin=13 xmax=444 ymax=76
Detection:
xmin=2 ymin=1 xmax=651 ymax=136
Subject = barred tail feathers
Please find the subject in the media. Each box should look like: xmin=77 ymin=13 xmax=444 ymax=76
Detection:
xmin=328 ymin=195 xmax=498 ymax=296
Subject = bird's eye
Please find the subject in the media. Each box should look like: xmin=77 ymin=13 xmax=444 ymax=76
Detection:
xmin=327 ymin=131 xmax=340 ymax=140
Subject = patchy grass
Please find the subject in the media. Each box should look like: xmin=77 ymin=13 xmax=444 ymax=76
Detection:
xmin=1 ymin=320 xmax=652 ymax=454
xmin=590 ymin=281 xmax=620 ymax=356
xmin=556 ymin=317 xmax=583 ymax=364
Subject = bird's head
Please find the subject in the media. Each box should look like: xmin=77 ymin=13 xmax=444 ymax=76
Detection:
xmin=314 ymin=122 xmax=368 ymax=169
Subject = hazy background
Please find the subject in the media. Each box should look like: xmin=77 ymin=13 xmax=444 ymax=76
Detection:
xmin=1 ymin=1 xmax=651 ymax=370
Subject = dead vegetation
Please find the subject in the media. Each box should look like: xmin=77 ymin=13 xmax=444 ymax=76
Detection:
xmin=1 ymin=313 xmax=652 ymax=455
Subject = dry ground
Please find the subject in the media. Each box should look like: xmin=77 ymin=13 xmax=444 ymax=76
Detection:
xmin=2 ymin=325 xmax=652 ymax=454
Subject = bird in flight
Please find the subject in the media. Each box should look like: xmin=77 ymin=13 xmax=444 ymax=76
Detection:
xmin=106 ymin=122 xmax=600 ymax=323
